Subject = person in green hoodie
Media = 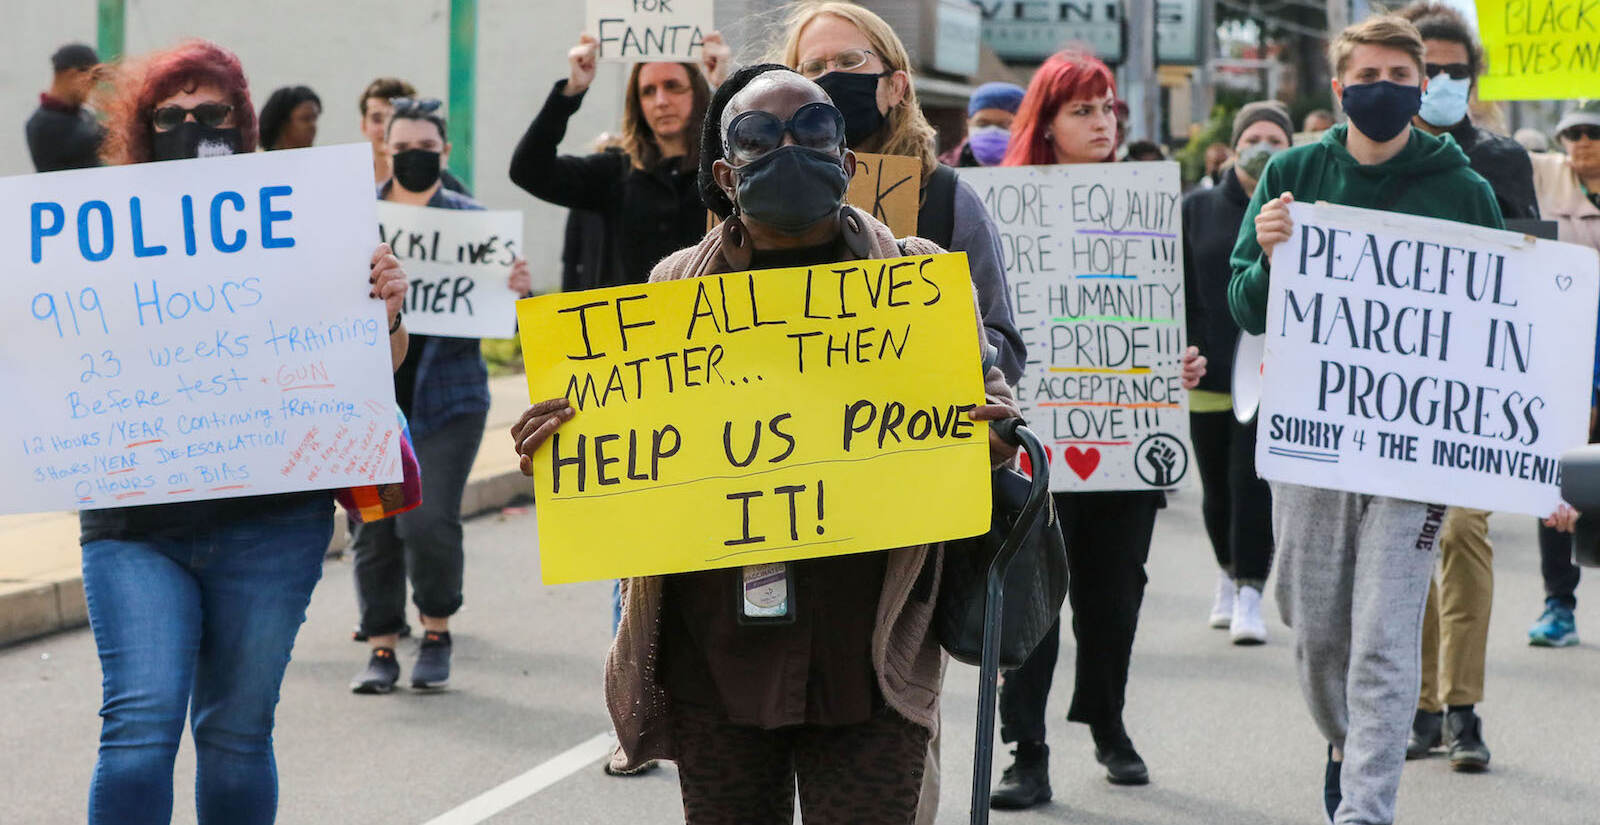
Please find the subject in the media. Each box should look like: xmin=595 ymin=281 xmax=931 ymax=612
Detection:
xmin=1226 ymin=16 xmax=1501 ymax=825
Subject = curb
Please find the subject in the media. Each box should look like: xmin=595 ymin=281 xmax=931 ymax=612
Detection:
xmin=0 ymin=469 xmax=532 ymax=649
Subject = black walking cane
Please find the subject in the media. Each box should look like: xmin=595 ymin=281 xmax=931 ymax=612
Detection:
xmin=968 ymin=418 xmax=1053 ymax=824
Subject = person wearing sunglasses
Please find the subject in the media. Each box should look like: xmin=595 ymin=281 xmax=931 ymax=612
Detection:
xmin=1524 ymin=100 xmax=1600 ymax=658
xmin=1392 ymin=0 xmax=1542 ymax=776
xmin=510 ymin=64 xmax=1019 ymax=824
xmin=348 ymin=98 xmax=532 ymax=696
xmin=84 ymin=40 xmax=410 ymax=825
xmin=779 ymin=2 xmax=1025 ymax=387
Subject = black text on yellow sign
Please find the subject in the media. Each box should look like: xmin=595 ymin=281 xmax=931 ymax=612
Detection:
xmin=517 ymin=252 xmax=992 ymax=584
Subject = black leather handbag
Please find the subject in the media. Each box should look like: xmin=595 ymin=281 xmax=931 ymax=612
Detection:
xmin=935 ymin=417 xmax=1068 ymax=670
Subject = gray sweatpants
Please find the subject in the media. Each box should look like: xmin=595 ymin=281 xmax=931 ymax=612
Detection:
xmin=1271 ymin=482 xmax=1444 ymax=825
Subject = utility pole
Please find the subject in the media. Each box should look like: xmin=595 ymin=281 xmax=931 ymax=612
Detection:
xmin=1124 ymin=0 xmax=1159 ymax=142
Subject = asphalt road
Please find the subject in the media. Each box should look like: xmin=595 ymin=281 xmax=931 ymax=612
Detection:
xmin=5 ymin=491 xmax=1599 ymax=824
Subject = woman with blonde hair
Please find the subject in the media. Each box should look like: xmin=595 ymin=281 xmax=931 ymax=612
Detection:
xmin=777 ymin=1 xmax=1025 ymax=385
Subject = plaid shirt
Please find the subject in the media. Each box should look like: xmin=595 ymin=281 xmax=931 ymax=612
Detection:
xmin=380 ymin=182 xmax=491 ymax=440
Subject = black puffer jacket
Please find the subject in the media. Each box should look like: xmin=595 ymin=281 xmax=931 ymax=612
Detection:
xmin=510 ymin=81 xmax=705 ymax=289
xmin=1448 ymin=119 xmax=1540 ymax=220
xmin=1182 ymin=167 xmax=1253 ymax=393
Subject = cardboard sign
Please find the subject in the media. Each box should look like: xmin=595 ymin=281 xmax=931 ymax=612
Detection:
xmin=517 ymin=253 xmax=990 ymax=584
xmin=706 ymin=152 xmax=922 ymax=237
xmin=1475 ymin=0 xmax=1600 ymax=100
xmin=960 ymin=162 xmax=1190 ymax=491
xmin=589 ymin=0 xmax=711 ymax=62
xmin=0 ymin=144 xmax=402 ymax=516
xmin=377 ymin=202 xmax=523 ymax=339
xmin=1259 ymin=201 xmax=1599 ymax=516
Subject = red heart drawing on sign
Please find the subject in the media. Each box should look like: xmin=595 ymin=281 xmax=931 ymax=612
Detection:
xmin=1063 ymin=446 xmax=1100 ymax=480
xmin=1020 ymin=444 xmax=1053 ymax=478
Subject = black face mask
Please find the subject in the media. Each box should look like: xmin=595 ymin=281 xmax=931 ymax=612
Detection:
xmin=1340 ymin=81 xmax=1422 ymax=143
xmin=150 ymin=122 xmax=242 ymax=161
xmin=815 ymin=71 xmax=886 ymax=147
xmin=732 ymin=145 xmax=849 ymax=232
xmin=392 ymin=149 xmax=443 ymax=193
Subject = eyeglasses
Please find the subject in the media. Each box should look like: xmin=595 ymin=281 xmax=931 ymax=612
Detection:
xmin=390 ymin=97 xmax=444 ymax=116
xmin=797 ymin=48 xmax=887 ymax=80
xmin=1424 ymin=62 xmax=1472 ymax=81
xmin=151 ymin=103 xmax=232 ymax=131
xmin=724 ymin=102 xmax=846 ymax=163
xmin=1563 ymin=124 xmax=1600 ymax=142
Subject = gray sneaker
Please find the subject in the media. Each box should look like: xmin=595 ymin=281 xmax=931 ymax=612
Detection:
xmin=350 ymin=647 xmax=400 ymax=694
xmin=412 ymin=631 xmax=452 ymax=690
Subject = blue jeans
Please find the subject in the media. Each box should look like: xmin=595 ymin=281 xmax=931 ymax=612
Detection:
xmin=81 ymin=496 xmax=333 ymax=825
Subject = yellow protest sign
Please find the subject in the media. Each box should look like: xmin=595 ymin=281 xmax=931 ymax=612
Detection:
xmin=1475 ymin=0 xmax=1600 ymax=100
xmin=517 ymin=252 xmax=991 ymax=584
xmin=706 ymin=152 xmax=923 ymax=237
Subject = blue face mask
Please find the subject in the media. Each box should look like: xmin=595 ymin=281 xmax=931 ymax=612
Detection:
xmin=1340 ymin=80 xmax=1422 ymax=143
xmin=968 ymin=126 xmax=1010 ymax=166
xmin=1418 ymin=73 xmax=1471 ymax=128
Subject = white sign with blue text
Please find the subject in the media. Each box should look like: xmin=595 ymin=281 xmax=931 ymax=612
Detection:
xmin=377 ymin=202 xmax=523 ymax=339
xmin=1260 ymin=201 xmax=1599 ymax=517
xmin=0 ymin=143 xmax=402 ymax=516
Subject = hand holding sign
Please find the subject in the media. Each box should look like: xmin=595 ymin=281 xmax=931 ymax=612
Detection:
xmin=369 ymin=243 xmax=407 ymax=324
xmin=512 ymin=397 xmax=576 ymax=477
xmin=566 ymin=34 xmax=600 ymax=96
xmin=509 ymin=258 xmax=532 ymax=297
xmin=700 ymin=30 xmax=733 ymax=87
xmin=1255 ymin=191 xmax=1295 ymax=259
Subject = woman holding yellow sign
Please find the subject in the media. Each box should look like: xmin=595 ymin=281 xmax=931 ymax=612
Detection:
xmin=513 ymin=64 xmax=1017 ymax=825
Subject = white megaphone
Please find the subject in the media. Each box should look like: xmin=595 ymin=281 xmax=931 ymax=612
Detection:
xmin=1231 ymin=333 xmax=1266 ymax=425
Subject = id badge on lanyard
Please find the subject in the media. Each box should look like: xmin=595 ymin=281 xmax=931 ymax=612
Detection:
xmin=738 ymin=562 xmax=796 ymax=625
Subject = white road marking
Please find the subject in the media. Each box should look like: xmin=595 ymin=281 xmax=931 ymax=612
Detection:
xmin=419 ymin=731 xmax=617 ymax=825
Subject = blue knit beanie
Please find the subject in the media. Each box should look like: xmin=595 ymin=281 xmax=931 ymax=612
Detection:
xmin=968 ymin=82 xmax=1026 ymax=117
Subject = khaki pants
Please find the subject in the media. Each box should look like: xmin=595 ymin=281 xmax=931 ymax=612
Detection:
xmin=1419 ymin=508 xmax=1494 ymax=712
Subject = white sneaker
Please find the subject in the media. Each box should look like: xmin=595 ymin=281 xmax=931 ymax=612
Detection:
xmin=1231 ymin=585 xmax=1268 ymax=645
xmin=1209 ymin=571 xmax=1236 ymax=629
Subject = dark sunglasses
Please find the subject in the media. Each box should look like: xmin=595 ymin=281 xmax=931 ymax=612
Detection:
xmin=1563 ymin=124 xmax=1600 ymax=142
xmin=1424 ymin=62 xmax=1471 ymax=81
xmin=390 ymin=96 xmax=444 ymax=116
xmin=151 ymin=102 xmax=232 ymax=131
xmin=724 ymin=102 xmax=845 ymax=164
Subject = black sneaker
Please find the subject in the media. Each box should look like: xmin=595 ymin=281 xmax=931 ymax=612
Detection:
xmin=1446 ymin=710 xmax=1491 ymax=772
xmin=350 ymin=647 xmax=400 ymax=694
xmin=1406 ymin=709 xmax=1443 ymax=760
xmin=412 ymin=631 xmax=452 ymax=690
xmin=990 ymin=741 xmax=1051 ymax=810
xmin=1324 ymin=746 xmax=1342 ymax=825
xmin=1092 ymin=722 xmax=1149 ymax=786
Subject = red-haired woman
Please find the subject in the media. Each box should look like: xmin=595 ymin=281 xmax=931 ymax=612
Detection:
xmin=81 ymin=40 xmax=409 ymax=825
xmin=987 ymin=51 xmax=1206 ymax=810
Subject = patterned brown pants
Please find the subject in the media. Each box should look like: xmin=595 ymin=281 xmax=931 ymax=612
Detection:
xmin=672 ymin=705 xmax=930 ymax=825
